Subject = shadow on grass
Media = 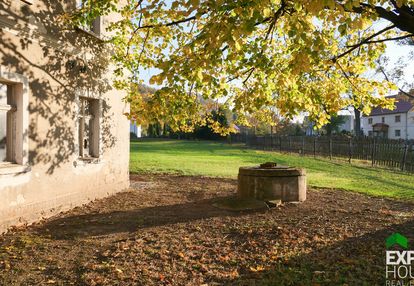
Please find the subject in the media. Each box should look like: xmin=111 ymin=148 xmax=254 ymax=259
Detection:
xmin=34 ymin=197 xmax=265 ymax=240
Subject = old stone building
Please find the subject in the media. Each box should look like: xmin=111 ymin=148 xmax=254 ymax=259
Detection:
xmin=0 ymin=1 xmax=130 ymax=232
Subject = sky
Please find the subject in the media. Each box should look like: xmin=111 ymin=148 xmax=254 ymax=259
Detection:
xmin=384 ymin=41 xmax=414 ymax=89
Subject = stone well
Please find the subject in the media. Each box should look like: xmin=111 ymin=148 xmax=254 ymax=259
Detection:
xmin=237 ymin=163 xmax=306 ymax=202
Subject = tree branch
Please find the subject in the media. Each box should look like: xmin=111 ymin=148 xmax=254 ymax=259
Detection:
xmin=265 ymin=1 xmax=286 ymax=41
xmin=337 ymin=1 xmax=414 ymax=34
xmin=378 ymin=65 xmax=414 ymax=99
xmin=333 ymin=25 xmax=395 ymax=61
xmin=135 ymin=15 xmax=197 ymax=31
xmin=346 ymin=33 xmax=414 ymax=47
xmin=127 ymin=13 xmax=201 ymax=56
xmin=132 ymin=0 xmax=144 ymax=13
xmin=242 ymin=67 xmax=255 ymax=85
xmin=336 ymin=62 xmax=363 ymax=94
xmin=137 ymin=29 xmax=150 ymax=66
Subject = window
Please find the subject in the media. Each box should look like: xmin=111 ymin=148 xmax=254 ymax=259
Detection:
xmin=368 ymin=118 xmax=373 ymax=124
xmin=0 ymin=84 xmax=14 ymax=163
xmin=0 ymin=68 xmax=29 ymax=174
xmin=395 ymin=130 xmax=401 ymax=137
xmin=78 ymin=97 xmax=100 ymax=160
xmin=382 ymin=117 xmax=385 ymax=123
xmin=76 ymin=0 xmax=102 ymax=36
xmin=395 ymin=115 xmax=401 ymax=123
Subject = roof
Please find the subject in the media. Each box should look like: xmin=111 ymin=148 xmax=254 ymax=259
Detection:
xmin=369 ymin=95 xmax=413 ymax=116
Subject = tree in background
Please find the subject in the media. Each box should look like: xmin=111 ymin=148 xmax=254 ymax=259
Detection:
xmin=242 ymin=116 xmax=305 ymax=136
xmin=68 ymin=0 xmax=414 ymax=134
xmin=128 ymin=83 xmax=163 ymax=137
xmin=273 ymin=119 xmax=305 ymax=136
xmin=193 ymin=107 xmax=232 ymax=140
xmin=324 ymin=115 xmax=347 ymax=135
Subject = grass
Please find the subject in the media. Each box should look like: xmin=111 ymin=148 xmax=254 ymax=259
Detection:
xmin=130 ymin=139 xmax=414 ymax=200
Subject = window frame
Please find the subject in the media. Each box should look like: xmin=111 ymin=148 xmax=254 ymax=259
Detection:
xmin=0 ymin=67 xmax=30 ymax=176
xmin=75 ymin=93 xmax=102 ymax=164
xmin=395 ymin=129 xmax=401 ymax=137
xmin=395 ymin=115 xmax=401 ymax=123
xmin=0 ymin=84 xmax=17 ymax=164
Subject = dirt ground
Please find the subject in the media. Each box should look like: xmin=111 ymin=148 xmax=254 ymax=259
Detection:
xmin=1 ymin=174 xmax=414 ymax=285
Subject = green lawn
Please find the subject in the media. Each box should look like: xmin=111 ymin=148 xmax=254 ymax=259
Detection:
xmin=130 ymin=139 xmax=414 ymax=200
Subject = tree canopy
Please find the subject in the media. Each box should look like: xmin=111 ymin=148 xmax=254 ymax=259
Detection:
xmin=69 ymin=0 xmax=414 ymax=134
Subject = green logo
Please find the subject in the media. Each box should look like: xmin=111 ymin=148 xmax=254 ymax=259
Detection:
xmin=386 ymin=233 xmax=408 ymax=249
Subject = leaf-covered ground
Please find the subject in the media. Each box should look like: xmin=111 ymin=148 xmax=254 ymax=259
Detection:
xmin=1 ymin=174 xmax=414 ymax=285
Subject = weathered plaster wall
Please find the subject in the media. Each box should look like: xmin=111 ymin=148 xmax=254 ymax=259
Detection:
xmin=362 ymin=112 xmax=414 ymax=140
xmin=0 ymin=0 xmax=130 ymax=232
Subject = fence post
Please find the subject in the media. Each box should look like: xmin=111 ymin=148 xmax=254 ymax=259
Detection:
xmin=361 ymin=137 xmax=365 ymax=160
xmin=289 ymin=137 xmax=292 ymax=153
xmin=302 ymin=136 xmax=305 ymax=156
xmin=270 ymin=134 xmax=273 ymax=151
xmin=348 ymin=137 xmax=352 ymax=164
xmin=329 ymin=137 xmax=332 ymax=160
xmin=313 ymin=137 xmax=317 ymax=158
xmin=279 ymin=136 xmax=282 ymax=152
xmin=401 ymin=142 xmax=408 ymax=171
xmin=371 ymin=138 xmax=376 ymax=167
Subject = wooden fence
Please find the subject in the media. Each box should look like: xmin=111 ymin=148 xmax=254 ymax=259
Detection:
xmin=230 ymin=134 xmax=414 ymax=173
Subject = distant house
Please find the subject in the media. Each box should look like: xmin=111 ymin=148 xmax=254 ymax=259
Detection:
xmin=130 ymin=122 xmax=142 ymax=138
xmin=362 ymin=95 xmax=414 ymax=140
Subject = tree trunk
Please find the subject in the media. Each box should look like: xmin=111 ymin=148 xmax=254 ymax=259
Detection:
xmin=354 ymin=108 xmax=362 ymax=137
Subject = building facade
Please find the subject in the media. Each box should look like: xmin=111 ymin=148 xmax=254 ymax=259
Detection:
xmin=0 ymin=1 xmax=129 ymax=232
xmin=362 ymin=95 xmax=414 ymax=140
